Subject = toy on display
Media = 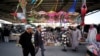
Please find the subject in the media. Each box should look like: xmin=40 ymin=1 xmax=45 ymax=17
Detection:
xmin=31 ymin=0 xmax=36 ymax=4
xmin=47 ymin=11 xmax=56 ymax=23
xmin=11 ymin=0 xmax=27 ymax=23
xmin=38 ymin=11 xmax=47 ymax=23
xmin=57 ymin=11 xmax=68 ymax=23
xmin=31 ymin=0 xmax=43 ymax=10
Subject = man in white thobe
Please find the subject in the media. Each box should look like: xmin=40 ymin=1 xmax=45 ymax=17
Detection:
xmin=86 ymin=25 xmax=97 ymax=44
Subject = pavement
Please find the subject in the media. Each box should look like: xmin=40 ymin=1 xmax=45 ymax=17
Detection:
xmin=0 ymin=42 xmax=86 ymax=56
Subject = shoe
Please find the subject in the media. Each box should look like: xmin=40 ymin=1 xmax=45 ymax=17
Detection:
xmin=62 ymin=49 xmax=67 ymax=52
xmin=72 ymin=49 xmax=76 ymax=52
xmin=44 ymin=49 xmax=46 ymax=51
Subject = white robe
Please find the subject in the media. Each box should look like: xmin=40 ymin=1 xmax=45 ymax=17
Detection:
xmin=71 ymin=29 xmax=82 ymax=49
xmin=87 ymin=28 xmax=97 ymax=44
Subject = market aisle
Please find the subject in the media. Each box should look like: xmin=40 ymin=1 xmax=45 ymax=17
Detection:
xmin=0 ymin=42 xmax=86 ymax=56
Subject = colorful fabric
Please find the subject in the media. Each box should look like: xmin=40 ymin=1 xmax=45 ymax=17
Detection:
xmin=68 ymin=0 xmax=77 ymax=14
xmin=31 ymin=0 xmax=36 ymax=4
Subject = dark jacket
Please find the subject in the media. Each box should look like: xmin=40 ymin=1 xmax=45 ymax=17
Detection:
xmin=34 ymin=31 xmax=43 ymax=46
xmin=3 ymin=28 xmax=10 ymax=36
xmin=19 ymin=31 xmax=33 ymax=48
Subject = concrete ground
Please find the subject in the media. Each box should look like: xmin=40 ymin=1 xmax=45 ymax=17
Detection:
xmin=0 ymin=42 xmax=86 ymax=56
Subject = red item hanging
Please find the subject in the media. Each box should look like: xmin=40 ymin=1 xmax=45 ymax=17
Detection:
xmin=81 ymin=4 xmax=87 ymax=26
xmin=21 ymin=19 xmax=27 ymax=23
xmin=11 ymin=12 xmax=17 ymax=17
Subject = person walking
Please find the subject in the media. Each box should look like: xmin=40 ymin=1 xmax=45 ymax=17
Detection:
xmin=19 ymin=25 xmax=35 ymax=56
xmin=34 ymin=25 xmax=45 ymax=56
xmin=71 ymin=26 xmax=82 ymax=51
xmin=3 ymin=26 xmax=10 ymax=42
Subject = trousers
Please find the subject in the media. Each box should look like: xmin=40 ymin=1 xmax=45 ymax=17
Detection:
xmin=22 ymin=46 xmax=35 ymax=56
xmin=35 ymin=45 xmax=45 ymax=56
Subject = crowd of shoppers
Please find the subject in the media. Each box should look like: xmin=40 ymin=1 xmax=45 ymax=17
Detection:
xmin=0 ymin=24 xmax=100 ymax=56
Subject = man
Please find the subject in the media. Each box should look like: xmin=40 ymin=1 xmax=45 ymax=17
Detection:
xmin=86 ymin=24 xmax=97 ymax=44
xmin=3 ymin=26 xmax=10 ymax=42
xmin=71 ymin=26 xmax=82 ymax=51
xmin=19 ymin=25 xmax=35 ymax=56
xmin=0 ymin=28 xmax=3 ymax=42
xmin=34 ymin=25 xmax=45 ymax=56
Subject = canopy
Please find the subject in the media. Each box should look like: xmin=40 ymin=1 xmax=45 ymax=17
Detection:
xmin=0 ymin=23 xmax=2 ymax=27
xmin=0 ymin=19 xmax=12 ymax=24
xmin=85 ymin=10 xmax=100 ymax=25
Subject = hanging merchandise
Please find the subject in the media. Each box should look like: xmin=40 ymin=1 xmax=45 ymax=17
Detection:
xmin=46 ymin=0 xmax=59 ymax=23
xmin=81 ymin=0 xmax=87 ymax=26
xmin=31 ymin=0 xmax=36 ymax=4
xmin=68 ymin=0 xmax=77 ymax=15
xmin=14 ymin=0 xmax=27 ymax=23
xmin=10 ymin=4 xmax=20 ymax=20
xmin=17 ymin=13 xmax=25 ymax=20
xmin=11 ymin=0 xmax=28 ymax=23
xmin=57 ymin=11 xmax=68 ymax=23
xmin=16 ymin=13 xmax=26 ymax=23
xmin=21 ymin=19 xmax=27 ymax=23
xmin=31 ymin=0 xmax=43 ymax=10
xmin=11 ymin=12 xmax=27 ymax=23
xmin=47 ymin=11 xmax=56 ymax=23
xmin=19 ymin=0 xmax=27 ymax=16
xmin=28 ymin=10 xmax=38 ymax=17
xmin=19 ymin=0 xmax=27 ymax=8
xmin=50 ymin=0 xmax=59 ymax=11
xmin=11 ymin=12 xmax=17 ymax=17
xmin=38 ymin=11 xmax=47 ymax=23
xmin=38 ymin=11 xmax=47 ymax=15
xmin=48 ymin=0 xmax=63 ymax=23
xmin=28 ymin=17 xmax=35 ymax=23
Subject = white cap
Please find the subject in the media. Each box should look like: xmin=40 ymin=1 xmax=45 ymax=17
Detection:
xmin=70 ymin=23 xmax=78 ymax=27
xmin=25 ymin=25 xmax=32 ymax=30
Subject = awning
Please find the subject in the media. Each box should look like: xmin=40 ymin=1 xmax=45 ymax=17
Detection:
xmin=85 ymin=10 xmax=100 ymax=25
xmin=0 ymin=19 xmax=12 ymax=24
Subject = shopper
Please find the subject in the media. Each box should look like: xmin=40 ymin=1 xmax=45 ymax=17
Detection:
xmin=19 ymin=25 xmax=35 ymax=56
xmin=86 ymin=24 xmax=97 ymax=44
xmin=0 ymin=28 xmax=3 ymax=42
xmin=3 ymin=26 xmax=10 ymax=42
xmin=34 ymin=25 xmax=45 ymax=56
xmin=71 ymin=26 xmax=82 ymax=51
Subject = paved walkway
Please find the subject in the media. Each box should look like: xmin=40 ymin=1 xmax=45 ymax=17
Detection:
xmin=0 ymin=42 xmax=86 ymax=56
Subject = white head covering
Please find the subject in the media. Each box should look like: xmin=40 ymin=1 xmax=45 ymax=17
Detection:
xmin=25 ymin=25 xmax=32 ymax=30
xmin=70 ymin=23 xmax=78 ymax=27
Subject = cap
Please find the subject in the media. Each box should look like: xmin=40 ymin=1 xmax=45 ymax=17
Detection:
xmin=25 ymin=25 xmax=32 ymax=30
xmin=70 ymin=23 xmax=78 ymax=27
